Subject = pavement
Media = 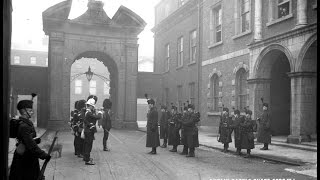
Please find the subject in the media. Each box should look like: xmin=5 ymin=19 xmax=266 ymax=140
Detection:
xmin=137 ymin=121 xmax=317 ymax=178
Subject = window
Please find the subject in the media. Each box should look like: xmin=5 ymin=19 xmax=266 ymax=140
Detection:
xmin=210 ymin=3 xmax=222 ymax=44
xmin=236 ymin=68 xmax=248 ymax=111
xmin=30 ymin=57 xmax=36 ymax=65
xmin=240 ymin=0 xmax=250 ymax=33
xmin=14 ymin=56 xmax=20 ymax=64
xmin=177 ymin=36 xmax=184 ymax=67
xmin=268 ymin=0 xmax=292 ymax=22
xmin=189 ymin=82 xmax=195 ymax=105
xmin=189 ymin=30 xmax=197 ymax=63
xmin=89 ymin=80 xmax=96 ymax=95
xmin=104 ymin=82 xmax=109 ymax=95
xmin=164 ymin=4 xmax=169 ymax=17
xmin=45 ymin=58 xmax=48 ymax=66
xmin=165 ymin=44 xmax=170 ymax=71
xmin=177 ymin=85 xmax=183 ymax=112
xmin=75 ymin=80 xmax=82 ymax=94
xmin=210 ymin=74 xmax=219 ymax=111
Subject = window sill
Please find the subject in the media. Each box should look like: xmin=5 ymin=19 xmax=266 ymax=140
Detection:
xmin=188 ymin=61 xmax=196 ymax=66
xmin=163 ymin=70 xmax=170 ymax=74
xmin=266 ymin=14 xmax=293 ymax=27
xmin=176 ymin=65 xmax=184 ymax=70
xmin=207 ymin=112 xmax=221 ymax=116
xmin=208 ymin=41 xmax=223 ymax=49
xmin=232 ymin=30 xmax=252 ymax=40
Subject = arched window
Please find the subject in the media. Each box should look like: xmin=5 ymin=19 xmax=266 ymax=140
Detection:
xmin=210 ymin=74 xmax=219 ymax=111
xmin=236 ymin=68 xmax=248 ymax=111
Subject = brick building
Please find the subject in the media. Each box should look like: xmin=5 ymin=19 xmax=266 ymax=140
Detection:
xmin=153 ymin=0 xmax=317 ymax=143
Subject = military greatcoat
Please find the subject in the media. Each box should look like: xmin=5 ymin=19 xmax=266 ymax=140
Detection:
xmin=159 ymin=110 xmax=169 ymax=139
xmin=146 ymin=107 xmax=160 ymax=147
xmin=218 ymin=115 xmax=233 ymax=144
xmin=168 ymin=112 xmax=181 ymax=146
xmin=257 ymin=111 xmax=271 ymax=144
xmin=231 ymin=115 xmax=245 ymax=149
xmin=240 ymin=117 xmax=255 ymax=149
xmin=181 ymin=112 xmax=200 ymax=148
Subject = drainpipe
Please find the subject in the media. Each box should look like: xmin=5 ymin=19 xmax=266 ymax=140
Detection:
xmin=124 ymin=33 xmax=128 ymax=125
xmin=197 ymin=0 xmax=202 ymax=113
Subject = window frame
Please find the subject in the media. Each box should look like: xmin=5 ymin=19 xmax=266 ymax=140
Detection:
xmin=235 ymin=68 xmax=248 ymax=111
xmin=209 ymin=2 xmax=223 ymax=47
xmin=30 ymin=57 xmax=37 ymax=65
xmin=14 ymin=56 xmax=20 ymax=64
xmin=267 ymin=0 xmax=293 ymax=26
xmin=177 ymin=85 xmax=183 ymax=112
xmin=103 ymin=82 xmax=109 ymax=95
xmin=189 ymin=82 xmax=195 ymax=105
xmin=177 ymin=36 xmax=184 ymax=68
xmin=210 ymin=74 xmax=219 ymax=112
xmin=89 ymin=80 xmax=97 ymax=95
xmin=165 ymin=43 xmax=170 ymax=72
xmin=75 ymin=79 xmax=82 ymax=94
xmin=189 ymin=30 xmax=197 ymax=64
xmin=240 ymin=0 xmax=251 ymax=33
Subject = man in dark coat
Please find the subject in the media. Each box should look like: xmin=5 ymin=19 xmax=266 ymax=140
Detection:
xmin=218 ymin=107 xmax=233 ymax=153
xmin=168 ymin=105 xmax=181 ymax=152
xmin=179 ymin=106 xmax=189 ymax=155
xmin=159 ymin=105 xmax=169 ymax=148
xmin=257 ymin=103 xmax=271 ymax=150
xmin=9 ymin=99 xmax=51 ymax=180
xmin=181 ymin=104 xmax=200 ymax=157
xmin=240 ymin=109 xmax=255 ymax=158
xmin=71 ymin=100 xmax=82 ymax=156
xmin=231 ymin=109 xmax=245 ymax=155
xmin=101 ymin=98 xmax=112 ymax=151
xmin=146 ymin=98 xmax=160 ymax=154
xmin=76 ymin=99 xmax=87 ymax=158
xmin=83 ymin=98 xmax=102 ymax=165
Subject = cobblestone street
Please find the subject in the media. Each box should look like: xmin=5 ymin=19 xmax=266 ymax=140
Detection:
xmin=39 ymin=128 xmax=314 ymax=180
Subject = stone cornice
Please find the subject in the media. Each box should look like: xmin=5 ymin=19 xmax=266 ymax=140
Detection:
xmin=248 ymin=23 xmax=317 ymax=49
xmin=152 ymin=0 xmax=198 ymax=34
xmin=287 ymin=72 xmax=317 ymax=78
xmin=247 ymin=78 xmax=271 ymax=84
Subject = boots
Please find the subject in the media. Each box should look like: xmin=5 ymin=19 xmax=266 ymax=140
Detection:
xmin=236 ymin=148 xmax=242 ymax=155
xmin=148 ymin=147 xmax=157 ymax=154
xmin=103 ymin=146 xmax=110 ymax=151
xmin=260 ymin=143 xmax=269 ymax=150
xmin=186 ymin=148 xmax=195 ymax=157
xmin=244 ymin=149 xmax=251 ymax=158
xmin=180 ymin=146 xmax=188 ymax=155
xmin=160 ymin=139 xmax=167 ymax=148
xmin=223 ymin=143 xmax=229 ymax=153
xmin=169 ymin=145 xmax=177 ymax=152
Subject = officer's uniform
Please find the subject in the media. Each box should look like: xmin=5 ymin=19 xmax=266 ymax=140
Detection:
xmin=159 ymin=105 xmax=169 ymax=148
xmin=239 ymin=109 xmax=255 ymax=158
xmin=168 ymin=105 xmax=181 ymax=152
xmin=101 ymin=99 xmax=112 ymax=151
xmin=75 ymin=99 xmax=87 ymax=158
xmin=230 ymin=109 xmax=245 ymax=154
xmin=179 ymin=106 xmax=189 ymax=155
xmin=146 ymin=99 xmax=160 ymax=154
xmin=257 ymin=103 xmax=271 ymax=150
xmin=9 ymin=100 xmax=50 ymax=180
xmin=218 ymin=108 xmax=233 ymax=152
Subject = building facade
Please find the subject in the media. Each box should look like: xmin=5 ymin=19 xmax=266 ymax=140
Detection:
xmin=154 ymin=0 xmax=317 ymax=143
xmin=153 ymin=0 xmax=203 ymax=112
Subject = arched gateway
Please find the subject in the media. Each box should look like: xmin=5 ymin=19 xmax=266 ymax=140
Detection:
xmin=43 ymin=0 xmax=146 ymax=129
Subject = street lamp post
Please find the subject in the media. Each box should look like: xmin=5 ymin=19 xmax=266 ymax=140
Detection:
xmin=71 ymin=66 xmax=109 ymax=84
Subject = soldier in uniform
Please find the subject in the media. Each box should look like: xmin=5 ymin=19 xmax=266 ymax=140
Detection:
xmin=146 ymin=98 xmax=160 ymax=154
xmin=76 ymin=99 xmax=87 ymax=158
xmin=83 ymin=98 xmax=102 ymax=165
xmin=71 ymin=100 xmax=81 ymax=156
xmin=101 ymin=98 xmax=112 ymax=151
xmin=231 ymin=109 xmax=245 ymax=155
xmin=159 ymin=105 xmax=169 ymax=148
xmin=239 ymin=109 xmax=255 ymax=158
xmin=257 ymin=103 xmax=271 ymax=150
xmin=179 ymin=104 xmax=190 ymax=155
xmin=181 ymin=104 xmax=200 ymax=157
xmin=218 ymin=107 xmax=233 ymax=153
xmin=9 ymin=98 xmax=51 ymax=180
xmin=168 ymin=104 xmax=181 ymax=152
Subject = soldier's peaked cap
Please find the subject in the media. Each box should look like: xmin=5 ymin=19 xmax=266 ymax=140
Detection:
xmin=234 ymin=109 xmax=240 ymax=115
xmin=76 ymin=100 xmax=86 ymax=110
xmin=103 ymin=99 xmax=112 ymax=108
xmin=17 ymin=100 xmax=33 ymax=110
xmin=87 ymin=95 xmax=98 ymax=104
xmin=147 ymin=98 xmax=155 ymax=105
xmin=223 ymin=107 xmax=229 ymax=112
xmin=263 ymin=103 xmax=269 ymax=107
xmin=187 ymin=104 xmax=195 ymax=109
xmin=245 ymin=109 xmax=252 ymax=115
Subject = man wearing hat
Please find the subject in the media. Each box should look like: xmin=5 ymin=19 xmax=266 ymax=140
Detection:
xmin=257 ymin=103 xmax=271 ymax=150
xmin=218 ymin=107 xmax=233 ymax=153
xmin=159 ymin=105 xmax=169 ymax=148
xmin=230 ymin=109 xmax=245 ymax=155
xmin=180 ymin=104 xmax=200 ymax=157
xmin=76 ymin=99 xmax=87 ymax=158
xmin=71 ymin=100 xmax=81 ymax=156
xmin=83 ymin=98 xmax=102 ymax=165
xmin=179 ymin=105 xmax=189 ymax=155
xmin=167 ymin=105 xmax=181 ymax=152
xmin=9 ymin=97 xmax=51 ymax=180
xmin=101 ymin=98 xmax=112 ymax=151
xmin=239 ymin=109 xmax=255 ymax=158
xmin=146 ymin=98 xmax=160 ymax=154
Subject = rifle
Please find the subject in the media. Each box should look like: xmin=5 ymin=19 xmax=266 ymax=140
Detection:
xmin=37 ymin=130 xmax=59 ymax=180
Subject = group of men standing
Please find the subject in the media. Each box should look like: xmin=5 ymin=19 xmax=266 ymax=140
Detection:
xmin=145 ymin=98 xmax=201 ymax=157
xmin=218 ymin=103 xmax=272 ymax=158
xmin=70 ymin=95 xmax=112 ymax=165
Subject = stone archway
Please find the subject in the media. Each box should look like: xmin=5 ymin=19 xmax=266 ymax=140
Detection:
xmin=249 ymin=44 xmax=293 ymax=136
xmin=43 ymin=0 xmax=146 ymax=129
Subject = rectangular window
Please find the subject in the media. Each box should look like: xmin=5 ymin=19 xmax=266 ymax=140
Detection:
xmin=14 ymin=56 xmax=20 ymax=64
xmin=165 ymin=44 xmax=170 ymax=71
xmin=104 ymin=82 xmax=109 ymax=95
xmin=177 ymin=85 xmax=183 ymax=112
xmin=189 ymin=30 xmax=197 ymax=63
xmin=45 ymin=58 xmax=48 ymax=66
xmin=75 ymin=80 xmax=82 ymax=94
xmin=210 ymin=75 xmax=219 ymax=112
xmin=277 ymin=0 xmax=290 ymax=18
xmin=240 ymin=0 xmax=250 ymax=32
xmin=89 ymin=80 xmax=96 ymax=95
xmin=210 ymin=3 xmax=222 ymax=44
xmin=30 ymin=57 xmax=36 ymax=65
xmin=177 ymin=36 xmax=184 ymax=67
xmin=189 ymin=82 xmax=195 ymax=105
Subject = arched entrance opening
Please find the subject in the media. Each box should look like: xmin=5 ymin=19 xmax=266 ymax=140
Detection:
xmin=255 ymin=48 xmax=292 ymax=136
xmin=69 ymin=51 xmax=118 ymax=120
